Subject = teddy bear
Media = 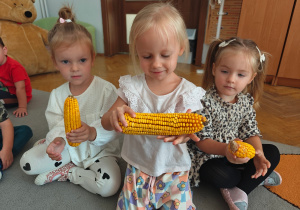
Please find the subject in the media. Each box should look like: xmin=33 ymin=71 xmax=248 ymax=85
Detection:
xmin=0 ymin=0 xmax=56 ymax=76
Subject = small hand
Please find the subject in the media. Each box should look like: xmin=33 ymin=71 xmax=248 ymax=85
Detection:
xmin=46 ymin=138 xmax=65 ymax=161
xmin=251 ymin=150 xmax=271 ymax=179
xmin=157 ymin=133 xmax=199 ymax=145
xmin=13 ymin=107 xmax=28 ymax=118
xmin=110 ymin=105 xmax=135 ymax=132
xmin=0 ymin=149 xmax=14 ymax=170
xmin=225 ymin=144 xmax=250 ymax=164
xmin=66 ymin=122 xmax=96 ymax=143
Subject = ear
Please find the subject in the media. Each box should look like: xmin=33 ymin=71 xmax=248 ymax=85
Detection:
xmin=248 ymin=72 xmax=257 ymax=84
xmin=3 ymin=46 xmax=8 ymax=56
xmin=178 ymin=47 xmax=184 ymax=56
xmin=212 ymin=63 xmax=216 ymax=76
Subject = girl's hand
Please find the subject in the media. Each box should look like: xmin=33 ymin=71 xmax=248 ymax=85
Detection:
xmin=66 ymin=122 xmax=96 ymax=143
xmin=46 ymin=137 xmax=65 ymax=161
xmin=157 ymin=134 xmax=199 ymax=145
xmin=251 ymin=150 xmax=271 ymax=179
xmin=13 ymin=107 xmax=28 ymax=118
xmin=225 ymin=143 xmax=250 ymax=164
xmin=110 ymin=105 xmax=135 ymax=132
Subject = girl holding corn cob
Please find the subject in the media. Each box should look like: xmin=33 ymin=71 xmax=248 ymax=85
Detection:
xmin=20 ymin=6 xmax=122 ymax=197
xmin=186 ymin=37 xmax=281 ymax=210
xmin=101 ymin=2 xmax=205 ymax=209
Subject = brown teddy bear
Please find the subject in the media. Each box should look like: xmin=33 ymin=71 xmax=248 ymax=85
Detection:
xmin=0 ymin=0 xmax=56 ymax=76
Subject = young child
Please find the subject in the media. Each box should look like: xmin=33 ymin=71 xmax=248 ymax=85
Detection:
xmin=0 ymin=37 xmax=32 ymax=118
xmin=101 ymin=3 xmax=205 ymax=209
xmin=0 ymin=100 xmax=32 ymax=180
xmin=187 ymin=37 xmax=281 ymax=210
xmin=19 ymin=6 xmax=122 ymax=197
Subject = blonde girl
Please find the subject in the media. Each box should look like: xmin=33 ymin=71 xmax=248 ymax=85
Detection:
xmin=101 ymin=2 xmax=205 ymax=209
xmin=20 ymin=6 xmax=122 ymax=197
xmin=187 ymin=37 xmax=281 ymax=210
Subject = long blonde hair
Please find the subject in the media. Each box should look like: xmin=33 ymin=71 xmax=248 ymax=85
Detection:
xmin=203 ymin=37 xmax=267 ymax=105
xmin=48 ymin=6 xmax=95 ymax=59
xmin=129 ymin=2 xmax=189 ymax=73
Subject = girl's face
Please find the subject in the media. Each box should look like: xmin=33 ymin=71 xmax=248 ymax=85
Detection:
xmin=213 ymin=50 xmax=256 ymax=103
xmin=53 ymin=41 xmax=94 ymax=94
xmin=0 ymin=46 xmax=7 ymax=66
xmin=135 ymin=27 xmax=184 ymax=82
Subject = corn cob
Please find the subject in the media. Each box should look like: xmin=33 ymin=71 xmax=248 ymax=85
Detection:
xmin=64 ymin=95 xmax=81 ymax=147
xmin=118 ymin=113 xmax=207 ymax=135
xmin=229 ymin=140 xmax=255 ymax=159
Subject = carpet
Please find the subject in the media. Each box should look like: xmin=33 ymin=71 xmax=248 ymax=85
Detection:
xmin=266 ymin=154 xmax=300 ymax=209
xmin=2 ymin=90 xmax=300 ymax=209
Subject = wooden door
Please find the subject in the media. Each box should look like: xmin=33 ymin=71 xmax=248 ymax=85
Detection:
xmin=101 ymin=0 xmax=207 ymax=62
xmin=275 ymin=0 xmax=300 ymax=88
xmin=237 ymin=0 xmax=294 ymax=83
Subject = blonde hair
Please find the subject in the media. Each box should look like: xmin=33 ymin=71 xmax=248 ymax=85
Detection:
xmin=203 ymin=37 xmax=267 ymax=105
xmin=48 ymin=6 xmax=95 ymax=59
xmin=129 ymin=2 xmax=189 ymax=73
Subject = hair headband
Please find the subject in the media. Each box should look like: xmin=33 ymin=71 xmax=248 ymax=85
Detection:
xmin=59 ymin=18 xmax=72 ymax=23
xmin=219 ymin=38 xmax=266 ymax=69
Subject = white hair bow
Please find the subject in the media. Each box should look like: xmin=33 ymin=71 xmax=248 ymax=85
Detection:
xmin=59 ymin=18 xmax=72 ymax=23
xmin=219 ymin=39 xmax=236 ymax=47
xmin=256 ymin=46 xmax=265 ymax=63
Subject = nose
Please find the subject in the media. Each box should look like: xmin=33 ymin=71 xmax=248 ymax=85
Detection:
xmin=71 ymin=63 xmax=79 ymax=72
xmin=152 ymin=56 xmax=162 ymax=68
xmin=227 ymin=73 xmax=235 ymax=83
xmin=25 ymin=11 xmax=32 ymax=18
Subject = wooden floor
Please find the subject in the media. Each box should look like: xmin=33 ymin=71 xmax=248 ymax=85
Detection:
xmin=30 ymin=54 xmax=300 ymax=147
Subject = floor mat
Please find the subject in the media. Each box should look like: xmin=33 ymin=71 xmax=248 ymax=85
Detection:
xmin=265 ymin=154 xmax=300 ymax=209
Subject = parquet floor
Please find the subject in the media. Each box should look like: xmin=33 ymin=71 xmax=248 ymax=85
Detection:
xmin=30 ymin=54 xmax=300 ymax=147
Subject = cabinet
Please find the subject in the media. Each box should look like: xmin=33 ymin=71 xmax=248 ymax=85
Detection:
xmin=275 ymin=0 xmax=300 ymax=88
xmin=237 ymin=0 xmax=300 ymax=88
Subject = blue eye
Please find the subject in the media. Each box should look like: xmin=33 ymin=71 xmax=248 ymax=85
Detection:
xmin=80 ymin=58 xmax=87 ymax=63
xmin=238 ymin=74 xmax=245 ymax=77
xmin=62 ymin=60 xmax=69 ymax=64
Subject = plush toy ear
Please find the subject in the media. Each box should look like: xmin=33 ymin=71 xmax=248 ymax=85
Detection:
xmin=32 ymin=0 xmax=35 ymax=3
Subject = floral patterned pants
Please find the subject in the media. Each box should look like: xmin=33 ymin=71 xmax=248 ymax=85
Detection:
xmin=117 ymin=164 xmax=196 ymax=210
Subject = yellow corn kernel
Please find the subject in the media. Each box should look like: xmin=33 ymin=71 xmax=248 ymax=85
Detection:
xmin=118 ymin=113 xmax=207 ymax=136
xmin=229 ymin=140 xmax=255 ymax=159
xmin=64 ymin=95 xmax=81 ymax=147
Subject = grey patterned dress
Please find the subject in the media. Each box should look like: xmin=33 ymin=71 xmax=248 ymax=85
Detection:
xmin=0 ymin=102 xmax=9 ymax=123
xmin=187 ymin=86 xmax=261 ymax=187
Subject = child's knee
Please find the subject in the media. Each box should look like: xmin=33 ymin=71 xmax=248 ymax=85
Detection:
xmin=20 ymin=151 xmax=35 ymax=175
xmin=94 ymin=157 xmax=121 ymax=197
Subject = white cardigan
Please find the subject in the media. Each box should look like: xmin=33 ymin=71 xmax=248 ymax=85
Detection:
xmin=45 ymin=76 xmax=122 ymax=168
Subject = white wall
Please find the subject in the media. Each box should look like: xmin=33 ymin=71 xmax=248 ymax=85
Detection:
xmin=34 ymin=0 xmax=104 ymax=54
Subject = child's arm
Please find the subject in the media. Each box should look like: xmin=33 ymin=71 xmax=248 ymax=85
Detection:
xmin=245 ymin=136 xmax=271 ymax=179
xmin=0 ymin=118 xmax=14 ymax=170
xmin=101 ymin=97 xmax=135 ymax=132
xmin=13 ymin=80 xmax=28 ymax=117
